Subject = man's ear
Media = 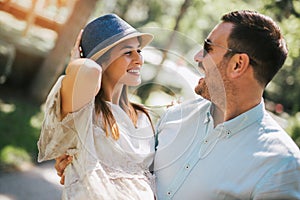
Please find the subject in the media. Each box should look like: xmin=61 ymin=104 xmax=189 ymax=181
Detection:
xmin=227 ymin=53 xmax=250 ymax=79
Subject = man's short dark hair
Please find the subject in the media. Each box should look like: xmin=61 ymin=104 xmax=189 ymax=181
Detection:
xmin=221 ymin=10 xmax=288 ymax=86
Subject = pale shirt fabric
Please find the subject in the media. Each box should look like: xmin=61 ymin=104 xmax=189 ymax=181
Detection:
xmin=38 ymin=76 xmax=156 ymax=200
xmin=154 ymin=97 xmax=300 ymax=200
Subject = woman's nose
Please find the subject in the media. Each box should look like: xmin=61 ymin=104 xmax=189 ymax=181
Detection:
xmin=133 ymin=51 xmax=143 ymax=65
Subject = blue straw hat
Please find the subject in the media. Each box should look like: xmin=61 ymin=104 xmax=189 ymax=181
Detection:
xmin=80 ymin=14 xmax=153 ymax=61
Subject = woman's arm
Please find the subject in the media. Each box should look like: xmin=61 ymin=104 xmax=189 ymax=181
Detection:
xmin=60 ymin=31 xmax=102 ymax=119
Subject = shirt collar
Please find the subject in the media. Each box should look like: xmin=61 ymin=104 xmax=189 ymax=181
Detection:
xmin=204 ymin=101 xmax=213 ymax=124
xmin=217 ymin=100 xmax=265 ymax=138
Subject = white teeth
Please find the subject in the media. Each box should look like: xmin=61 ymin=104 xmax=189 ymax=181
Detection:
xmin=128 ymin=69 xmax=140 ymax=73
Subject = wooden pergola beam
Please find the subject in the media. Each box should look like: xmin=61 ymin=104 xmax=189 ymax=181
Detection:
xmin=0 ymin=1 xmax=62 ymax=32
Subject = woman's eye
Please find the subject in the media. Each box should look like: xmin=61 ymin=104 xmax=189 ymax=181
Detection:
xmin=124 ymin=50 xmax=142 ymax=55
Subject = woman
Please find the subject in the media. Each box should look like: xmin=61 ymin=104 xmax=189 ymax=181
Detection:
xmin=37 ymin=14 xmax=156 ymax=199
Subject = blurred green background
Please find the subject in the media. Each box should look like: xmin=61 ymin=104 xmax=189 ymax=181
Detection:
xmin=0 ymin=0 xmax=300 ymax=171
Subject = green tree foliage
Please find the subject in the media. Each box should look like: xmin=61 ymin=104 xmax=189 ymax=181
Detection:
xmin=261 ymin=0 xmax=300 ymax=115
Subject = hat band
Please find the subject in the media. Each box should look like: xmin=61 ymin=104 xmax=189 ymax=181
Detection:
xmin=86 ymin=27 xmax=138 ymax=58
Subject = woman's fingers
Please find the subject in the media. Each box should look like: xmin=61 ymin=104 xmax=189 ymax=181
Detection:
xmin=55 ymin=154 xmax=73 ymax=185
xmin=60 ymin=174 xmax=65 ymax=185
xmin=55 ymin=154 xmax=73 ymax=177
xmin=70 ymin=29 xmax=84 ymax=61
xmin=75 ymin=29 xmax=83 ymax=48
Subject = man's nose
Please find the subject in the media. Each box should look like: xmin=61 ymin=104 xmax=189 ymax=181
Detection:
xmin=194 ymin=49 xmax=204 ymax=62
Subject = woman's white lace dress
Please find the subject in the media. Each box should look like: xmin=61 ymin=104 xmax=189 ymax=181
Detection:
xmin=38 ymin=76 xmax=156 ymax=200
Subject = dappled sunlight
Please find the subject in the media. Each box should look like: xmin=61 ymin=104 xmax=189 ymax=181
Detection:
xmin=30 ymin=110 xmax=44 ymax=129
xmin=145 ymin=91 xmax=176 ymax=108
xmin=0 ymin=0 xmax=76 ymax=58
xmin=0 ymin=99 xmax=15 ymax=114
xmin=37 ymin=164 xmax=62 ymax=187
xmin=0 ymin=194 xmax=16 ymax=200
xmin=0 ymin=10 xmax=57 ymax=55
xmin=0 ymin=161 xmax=62 ymax=200
xmin=0 ymin=145 xmax=32 ymax=170
xmin=0 ymin=97 xmax=43 ymax=172
xmin=0 ymin=0 xmax=75 ymax=25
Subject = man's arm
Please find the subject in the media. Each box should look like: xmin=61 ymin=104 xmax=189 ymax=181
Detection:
xmin=253 ymin=157 xmax=300 ymax=199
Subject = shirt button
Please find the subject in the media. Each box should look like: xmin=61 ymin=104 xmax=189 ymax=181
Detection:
xmin=185 ymin=164 xmax=190 ymax=170
xmin=226 ymin=130 xmax=231 ymax=138
xmin=167 ymin=191 xmax=172 ymax=196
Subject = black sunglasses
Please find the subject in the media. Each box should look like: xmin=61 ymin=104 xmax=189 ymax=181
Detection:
xmin=203 ymin=39 xmax=257 ymax=65
xmin=203 ymin=39 xmax=234 ymax=57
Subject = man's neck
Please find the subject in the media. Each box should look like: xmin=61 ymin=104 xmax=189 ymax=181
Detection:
xmin=212 ymin=97 xmax=262 ymax=127
xmin=211 ymin=104 xmax=224 ymax=127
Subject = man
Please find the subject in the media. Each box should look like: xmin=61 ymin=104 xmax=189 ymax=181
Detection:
xmin=154 ymin=10 xmax=300 ymax=199
xmin=55 ymin=10 xmax=300 ymax=199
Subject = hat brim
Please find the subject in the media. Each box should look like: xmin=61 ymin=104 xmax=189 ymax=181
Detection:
xmin=88 ymin=32 xmax=153 ymax=61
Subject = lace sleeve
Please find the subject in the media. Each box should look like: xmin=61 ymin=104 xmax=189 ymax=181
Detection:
xmin=37 ymin=76 xmax=94 ymax=162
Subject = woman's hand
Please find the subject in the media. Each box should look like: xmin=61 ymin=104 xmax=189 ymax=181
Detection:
xmin=70 ymin=29 xmax=83 ymax=62
xmin=65 ymin=29 xmax=84 ymax=75
xmin=61 ymin=28 xmax=101 ymax=118
xmin=55 ymin=154 xmax=73 ymax=185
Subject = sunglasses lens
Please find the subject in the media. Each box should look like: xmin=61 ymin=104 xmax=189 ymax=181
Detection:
xmin=203 ymin=41 xmax=208 ymax=57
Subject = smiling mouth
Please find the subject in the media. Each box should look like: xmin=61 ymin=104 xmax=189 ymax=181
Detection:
xmin=127 ymin=69 xmax=140 ymax=75
xmin=198 ymin=63 xmax=205 ymax=75
xmin=127 ymin=69 xmax=139 ymax=73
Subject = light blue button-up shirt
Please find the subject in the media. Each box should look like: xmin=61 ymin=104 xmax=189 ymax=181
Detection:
xmin=154 ymin=97 xmax=300 ymax=200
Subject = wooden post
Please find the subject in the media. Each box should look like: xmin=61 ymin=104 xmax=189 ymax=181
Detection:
xmin=22 ymin=0 xmax=38 ymax=36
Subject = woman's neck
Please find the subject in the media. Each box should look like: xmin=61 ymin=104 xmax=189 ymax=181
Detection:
xmin=102 ymin=83 xmax=123 ymax=105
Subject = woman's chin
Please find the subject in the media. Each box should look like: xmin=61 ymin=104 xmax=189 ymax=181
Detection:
xmin=126 ymin=80 xmax=141 ymax=87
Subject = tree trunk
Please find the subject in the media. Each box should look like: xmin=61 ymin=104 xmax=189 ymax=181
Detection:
xmin=30 ymin=0 xmax=98 ymax=103
xmin=160 ymin=0 xmax=192 ymax=65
